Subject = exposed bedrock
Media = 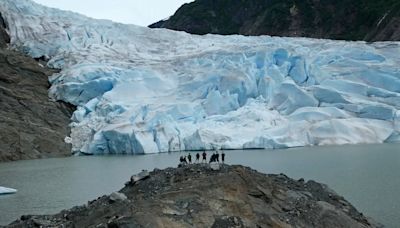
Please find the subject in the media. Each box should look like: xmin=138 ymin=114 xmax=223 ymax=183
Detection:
xmin=0 ymin=13 xmax=74 ymax=162
xmin=6 ymin=165 xmax=382 ymax=228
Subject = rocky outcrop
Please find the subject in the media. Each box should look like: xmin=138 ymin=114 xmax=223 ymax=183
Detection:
xmin=0 ymin=15 xmax=74 ymax=162
xmin=6 ymin=165 xmax=381 ymax=227
xmin=149 ymin=0 xmax=400 ymax=42
xmin=0 ymin=13 xmax=10 ymax=48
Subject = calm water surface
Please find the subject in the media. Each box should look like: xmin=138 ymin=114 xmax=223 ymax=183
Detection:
xmin=0 ymin=144 xmax=399 ymax=227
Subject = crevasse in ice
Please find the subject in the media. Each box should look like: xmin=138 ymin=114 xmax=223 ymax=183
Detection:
xmin=1 ymin=0 xmax=399 ymax=154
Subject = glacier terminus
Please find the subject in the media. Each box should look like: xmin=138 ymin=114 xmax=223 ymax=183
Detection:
xmin=1 ymin=0 xmax=400 ymax=155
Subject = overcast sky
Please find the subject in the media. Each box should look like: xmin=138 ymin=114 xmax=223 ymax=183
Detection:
xmin=33 ymin=0 xmax=192 ymax=26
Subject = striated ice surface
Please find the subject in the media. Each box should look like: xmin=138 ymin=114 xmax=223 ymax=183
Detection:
xmin=1 ymin=0 xmax=400 ymax=154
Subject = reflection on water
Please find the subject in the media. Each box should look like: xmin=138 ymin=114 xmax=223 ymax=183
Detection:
xmin=0 ymin=144 xmax=399 ymax=227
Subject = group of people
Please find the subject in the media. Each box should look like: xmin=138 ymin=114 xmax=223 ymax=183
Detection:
xmin=179 ymin=151 xmax=225 ymax=165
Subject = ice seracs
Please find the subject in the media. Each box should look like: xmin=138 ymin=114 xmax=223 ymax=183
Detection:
xmin=0 ymin=0 xmax=399 ymax=154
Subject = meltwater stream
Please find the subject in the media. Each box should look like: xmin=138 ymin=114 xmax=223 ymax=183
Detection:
xmin=0 ymin=144 xmax=399 ymax=227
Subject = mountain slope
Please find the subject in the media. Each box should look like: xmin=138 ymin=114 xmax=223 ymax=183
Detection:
xmin=0 ymin=14 xmax=73 ymax=162
xmin=149 ymin=0 xmax=400 ymax=42
xmin=0 ymin=0 xmax=400 ymax=155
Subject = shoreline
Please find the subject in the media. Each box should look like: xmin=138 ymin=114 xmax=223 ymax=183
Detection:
xmin=6 ymin=164 xmax=382 ymax=227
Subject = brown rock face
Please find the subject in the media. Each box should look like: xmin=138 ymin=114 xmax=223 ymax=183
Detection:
xmin=0 ymin=13 xmax=10 ymax=48
xmin=0 ymin=15 xmax=74 ymax=162
xmin=6 ymin=165 xmax=381 ymax=228
xmin=149 ymin=0 xmax=400 ymax=42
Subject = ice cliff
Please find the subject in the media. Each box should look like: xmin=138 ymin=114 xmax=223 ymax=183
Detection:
xmin=1 ymin=0 xmax=399 ymax=154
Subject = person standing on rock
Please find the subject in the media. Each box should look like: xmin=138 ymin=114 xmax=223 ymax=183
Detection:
xmin=209 ymin=153 xmax=215 ymax=163
xmin=222 ymin=151 xmax=225 ymax=164
xmin=216 ymin=151 xmax=220 ymax=163
xmin=180 ymin=156 xmax=187 ymax=165
xmin=188 ymin=153 xmax=192 ymax=164
xmin=196 ymin=153 xmax=200 ymax=163
xmin=202 ymin=151 xmax=207 ymax=163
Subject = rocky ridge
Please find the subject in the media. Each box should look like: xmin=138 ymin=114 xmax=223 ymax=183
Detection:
xmin=6 ymin=165 xmax=381 ymax=228
xmin=0 ymin=14 xmax=74 ymax=162
xmin=150 ymin=0 xmax=400 ymax=42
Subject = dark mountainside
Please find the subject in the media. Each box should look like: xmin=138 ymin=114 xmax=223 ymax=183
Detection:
xmin=6 ymin=164 xmax=381 ymax=228
xmin=0 ymin=14 xmax=74 ymax=162
xmin=150 ymin=0 xmax=400 ymax=42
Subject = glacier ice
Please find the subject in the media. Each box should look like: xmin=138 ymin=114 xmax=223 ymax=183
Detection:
xmin=0 ymin=0 xmax=400 ymax=154
xmin=0 ymin=186 xmax=17 ymax=195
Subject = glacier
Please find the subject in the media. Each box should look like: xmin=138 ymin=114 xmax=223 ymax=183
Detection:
xmin=0 ymin=0 xmax=399 ymax=155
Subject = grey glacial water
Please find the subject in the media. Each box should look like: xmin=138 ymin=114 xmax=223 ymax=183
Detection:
xmin=0 ymin=144 xmax=399 ymax=227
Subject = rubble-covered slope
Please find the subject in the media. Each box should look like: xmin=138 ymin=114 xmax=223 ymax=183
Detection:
xmin=0 ymin=0 xmax=399 ymax=155
xmin=6 ymin=165 xmax=381 ymax=228
xmin=0 ymin=12 xmax=73 ymax=162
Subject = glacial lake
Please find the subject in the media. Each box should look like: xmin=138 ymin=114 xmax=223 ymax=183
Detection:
xmin=0 ymin=144 xmax=399 ymax=227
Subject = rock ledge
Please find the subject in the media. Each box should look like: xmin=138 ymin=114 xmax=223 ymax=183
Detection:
xmin=7 ymin=165 xmax=381 ymax=228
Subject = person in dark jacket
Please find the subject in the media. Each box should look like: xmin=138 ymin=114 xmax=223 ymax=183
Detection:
xmin=202 ymin=151 xmax=207 ymax=163
xmin=196 ymin=153 xmax=200 ymax=163
xmin=222 ymin=151 xmax=225 ymax=163
xmin=188 ymin=153 xmax=192 ymax=164
xmin=209 ymin=153 xmax=215 ymax=163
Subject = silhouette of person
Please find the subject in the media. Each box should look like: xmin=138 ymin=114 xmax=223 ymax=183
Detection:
xmin=188 ymin=153 xmax=192 ymax=164
xmin=222 ymin=151 xmax=225 ymax=164
xmin=196 ymin=153 xmax=200 ymax=163
xmin=211 ymin=153 xmax=220 ymax=163
xmin=202 ymin=151 xmax=207 ymax=163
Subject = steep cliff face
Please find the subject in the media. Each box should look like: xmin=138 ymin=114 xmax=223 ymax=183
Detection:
xmin=0 ymin=16 xmax=73 ymax=162
xmin=0 ymin=13 xmax=9 ymax=47
xmin=150 ymin=0 xmax=400 ymax=42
